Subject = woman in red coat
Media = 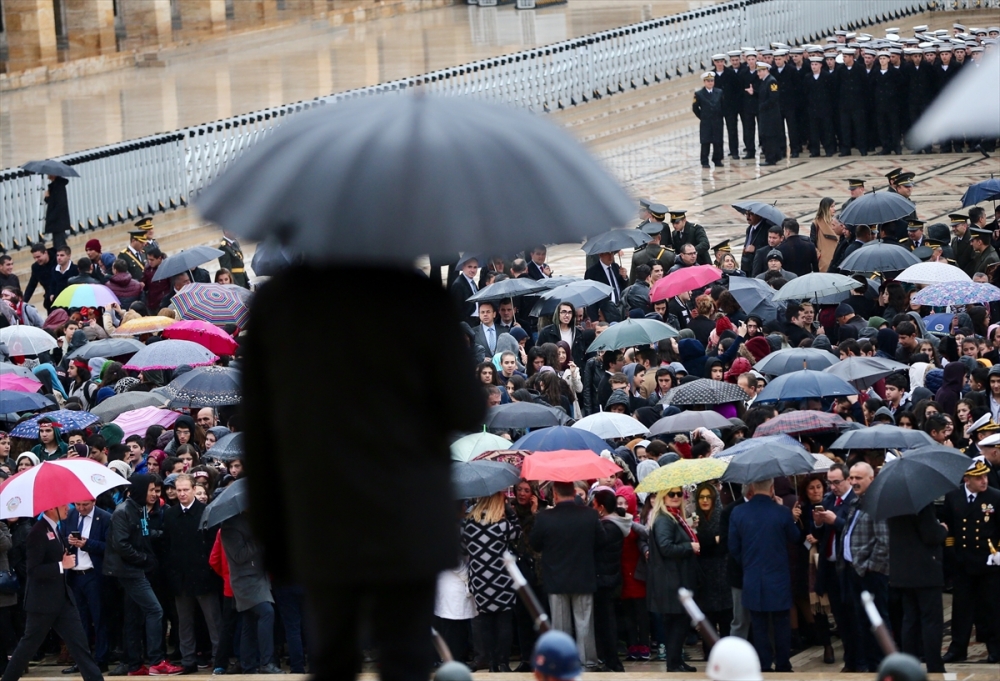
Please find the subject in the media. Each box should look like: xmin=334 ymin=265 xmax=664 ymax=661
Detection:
xmin=615 ymin=486 xmax=650 ymax=660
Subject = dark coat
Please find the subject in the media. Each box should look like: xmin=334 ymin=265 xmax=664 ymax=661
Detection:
xmin=243 ymin=266 xmax=484 ymax=588
xmin=646 ymin=512 xmax=697 ymax=614
xmin=220 ymin=513 xmax=271 ymax=612
xmin=529 ymin=500 xmax=603 ymax=595
xmin=44 ymin=177 xmax=72 ymax=238
xmin=23 ymin=250 xmax=58 ymax=305
xmin=668 ymin=223 xmax=711 ymax=265
xmin=450 ymin=274 xmax=479 ymax=321
xmin=104 ymin=493 xmax=157 ymax=579
xmin=693 ymin=87 xmax=725 ymax=144
xmin=737 ymin=66 xmax=759 ymax=113
xmin=584 ymin=261 xmax=627 ymax=301
xmin=728 ymin=495 xmax=799 ymax=612
xmin=741 ymin=220 xmax=773 ymax=274
xmin=836 ymin=64 xmax=869 ymax=112
xmin=777 ymin=235 xmax=820 ymax=277
xmin=716 ymin=66 xmax=741 ymax=115
xmin=802 ymin=69 xmax=834 ymax=117
xmin=888 ymin=503 xmax=947 ymax=589
xmin=536 ymin=324 xmax=587 ymax=367
xmin=64 ymin=506 xmax=111 ymax=577
xmin=595 ymin=517 xmax=626 ymax=590
xmin=695 ymin=500 xmax=732 ymax=613
xmin=719 ymin=496 xmax=745 ymax=589
xmin=940 ymin=484 xmax=1000 ymax=577
xmin=756 ymin=73 xmax=783 ymax=137
xmin=773 ymin=64 xmax=800 ymax=114
xmin=162 ymin=501 xmax=220 ymax=596
xmin=23 ymin=519 xmax=75 ymax=614
xmin=871 ymin=67 xmax=902 ymax=112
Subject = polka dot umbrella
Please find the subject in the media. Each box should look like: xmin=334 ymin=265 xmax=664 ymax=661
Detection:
xmin=170 ymin=283 xmax=250 ymax=328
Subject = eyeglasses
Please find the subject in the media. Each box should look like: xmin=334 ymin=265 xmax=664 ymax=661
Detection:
xmin=697 ymin=494 xmax=713 ymax=500
xmin=666 ymin=491 xmax=683 ymax=498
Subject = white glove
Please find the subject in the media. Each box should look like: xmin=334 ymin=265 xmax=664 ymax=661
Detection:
xmin=987 ymin=552 xmax=1000 ymax=567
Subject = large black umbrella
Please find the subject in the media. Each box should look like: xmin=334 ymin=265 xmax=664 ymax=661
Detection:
xmin=451 ymin=460 xmax=521 ymax=498
xmin=195 ymin=94 xmax=634 ymax=262
xmin=468 ymin=277 xmax=548 ymax=302
xmin=162 ymin=366 xmax=241 ymax=408
xmin=830 ymin=424 xmax=935 ymax=451
xmin=529 ymin=280 xmax=612 ymax=317
xmin=861 ymin=447 xmax=970 ymax=521
xmin=199 ymin=478 xmax=248 ymax=529
xmin=823 ymin=356 xmax=909 ymax=390
xmin=659 ymin=379 xmax=749 ymax=407
xmin=250 ymin=239 xmax=298 ymax=277
xmin=485 ymin=403 xmax=570 ymax=429
xmin=838 ymin=241 xmax=920 ymax=274
xmin=732 ymin=201 xmax=786 ymax=226
xmin=838 ymin=191 xmax=917 ymax=227
xmin=581 ymin=229 xmax=650 ymax=255
xmin=753 ymin=348 xmax=840 ymax=375
xmin=720 ymin=445 xmax=815 ymax=484
xmin=67 ymin=337 xmax=145 ymax=361
xmin=152 ymin=246 xmax=225 ymax=281
xmin=21 ymin=159 xmax=80 ymax=178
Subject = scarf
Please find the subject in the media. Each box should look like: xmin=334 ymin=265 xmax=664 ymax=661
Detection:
xmin=667 ymin=505 xmax=698 ymax=543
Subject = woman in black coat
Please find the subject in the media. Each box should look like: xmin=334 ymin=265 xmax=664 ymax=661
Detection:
xmin=44 ymin=176 xmax=71 ymax=251
xmin=646 ymin=488 xmax=698 ymax=672
xmin=692 ymin=483 xmax=731 ymax=653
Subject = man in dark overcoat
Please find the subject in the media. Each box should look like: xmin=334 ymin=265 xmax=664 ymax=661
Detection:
xmin=692 ymin=72 xmax=725 ymax=168
xmin=755 ymin=62 xmax=784 ymax=166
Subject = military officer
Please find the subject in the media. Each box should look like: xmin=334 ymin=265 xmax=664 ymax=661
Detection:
xmin=737 ymin=50 xmax=760 ymax=159
xmin=218 ymin=230 xmax=250 ymax=288
xmin=133 ymin=216 xmax=158 ymax=257
xmin=842 ymin=178 xmax=865 ymax=213
xmin=667 ymin=210 xmax=710 ymax=265
xmin=755 ymin=62 xmax=784 ymax=165
xmin=772 ymin=49 xmax=801 ymax=157
xmin=900 ymin=219 xmax=925 ymax=251
xmin=872 ymin=51 xmax=903 ymax=155
xmin=836 ymin=48 xmax=868 ymax=156
xmin=970 ymin=228 xmax=999 ymax=275
xmin=802 ymin=56 xmax=835 ymax=157
xmin=940 ymin=458 xmax=1000 ymax=664
xmin=629 ymin=222 xmax=674 ymax=285
xmin=717 ymin=52 xmax=743 ymax=160
xmin=950 ymin=213 xmax=976 ymax=276
xmin=885 ymin=170 xmax=917 ymax=241
xmin=636 ymin=198 xmax=652 ymax=231
xmin=118 ymin=231 xmax=148 ymax=281
xmin=693 ymin=72 xmax=725 ymax=168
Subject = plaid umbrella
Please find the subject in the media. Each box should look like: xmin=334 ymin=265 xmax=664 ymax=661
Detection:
xmin=635 ymin=458 xmax=728 ymax=493
xmin=123 ymin=339 xmax=218 ymax=371
xmin=10 ymin=409 xmax=99 ymax=439
xmin=753 ymin=411 xmax=848 ymax=438
xmin=91 ymin=391 xmax=170 ymax=422
xmin=659 ymin=379 xmax=749 ymax=407
xmin=52 ymin=284 xmax=120 ymax=309
xmin=112 ymin=406 xmax=181 ymax=439
xmin=113 ymin=316 xmax=176 ymax=336
xmin=910 ymin=280 xmax=1000 ymax=307
xmin=162 ymin=366 xmax=241 ymax=408
xmin=171 ymin=284 xmax=250 ymax=327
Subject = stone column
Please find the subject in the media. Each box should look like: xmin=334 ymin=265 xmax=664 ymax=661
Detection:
xmin=175 ymin=0 xmax=226 ymax=32
xmin=3 ymin=0 xmax=58 ymax=65
xmin=120 ymin=0 xmax=172 ymax=44
xmin=232 ymin=0 xmax=278 ymax=25
xmin=64 ymin=0 xmax=117 ymax=56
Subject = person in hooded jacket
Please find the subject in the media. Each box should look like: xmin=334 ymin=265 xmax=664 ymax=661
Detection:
xmin=615 ymin=486 xmax=650 ymax=661
xmin=935 ymin=362 xmax=967 ymax=418
xmin=677 ymin=338 xmax=707 ymax=378
xmin=104 ymin=261 xmax=144 ymax=309
xmin=875 ymin=329 xmax=899 ymax=361
xmin=591 ymin=489 xmax=628 ymax=672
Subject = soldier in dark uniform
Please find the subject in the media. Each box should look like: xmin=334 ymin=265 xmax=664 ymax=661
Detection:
xmin=924 ymin=223 xmax=958 ymax=264
xmin=950 ymin=214 xmax=976 ymax=277
xmin=755 ymin=62 xmax=784 ymax=166
xmin=737 ymin=50 xmax=760 ymax=159
xmin=872 ymin=51 xmax=903 ymax=155
xmin=970 ymin=228 xmax=1000 ymax=276
xmin=842 ymin=178 xmax=865 ymax=213
xmin=940 ymin=458 xmax=1000 ymax=664
xmin=833 ymin=49 xmax=867 ymax=157
xmin=629 ymin=221 xmax=673 ymax=284
xmin=693 ymin=72 xmax=725 ymax=168
xmin=118 ymin=231 xmax=148 ymax=282
xmin=134 ymin=217 xmax=158 ymax=257
xmin=900 ymin=220 xmax=924 ymax=251
xmin=802 ymin=56 xmax=835 ymax=157
xmin=717 ymin=53 xmax=743 ymax=160
xmin=773 ymin=50 xmax=801 ymax=158
xmin=902 ymin=47 xmax=932 ymax=152
xmin=885 ymin=170 xmax=917 ymax=242
xmin=667 ymin=210 xmax=710 ymax=266
xmin=218 ymin=230 xmax=250 ymax=289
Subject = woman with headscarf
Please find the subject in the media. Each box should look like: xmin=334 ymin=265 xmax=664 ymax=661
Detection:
xmin=691 ymin=483 xmax=731 ymax=653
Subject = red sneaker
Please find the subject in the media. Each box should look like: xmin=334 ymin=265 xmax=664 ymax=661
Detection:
xmin=128 ymin=666 xmax=150 ymax=676
xmin=149 ymin=661 xmax=184 ymax=676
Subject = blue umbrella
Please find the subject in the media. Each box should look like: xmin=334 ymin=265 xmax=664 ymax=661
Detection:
xmin=911 ymin=281 xmax=1000 ymax=307
xmin=754 ymin=370 xmax=857 ymax=403
xmin=514 ymin=426 xmax=609 ymax=455
xmin=961 ymin=178 xmax=1000 ymax=207
xmin=10 ymin=409 xmax=99 ymax=439
xmin=250 ymin=239 xmax=298 ymax=277
xmin=0 ymin=391 xmax=53 ymax=413
xmin=922 ymin=313 xmax=954 ymax=335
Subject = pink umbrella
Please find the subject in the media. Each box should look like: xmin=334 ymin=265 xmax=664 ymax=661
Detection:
xmin=0 ymin=374 xmax=42 ymax=393
xmin=162 ymin=320 xmax=238 ymax=356
xmin=650 ymin=264 xmax=723 ymax=302
xmin=112 ymin=406 xmax=181 ymax=439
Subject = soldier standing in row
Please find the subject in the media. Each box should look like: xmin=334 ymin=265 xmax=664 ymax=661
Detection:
xmin=737 ymin=50 xmax=760 ymax=159
xmin=219 ymin=230 xmax=250 ymax=289
xmin=755 ymin=63 xmax=783 ymax=166
xmin=693 ymin=72 xmax=725 ymax=168
xmin=836 ymin=48 xmax=868 ymax=157
xmin=872 ymin=51 xmax=903 ymax=155
xmin=716 ymin=53 xmax=743 ymax=160
xmin=773 ymin=50 xmax=801 ymax=158
xmin=802 ymin=56 xmax=836 ymax=157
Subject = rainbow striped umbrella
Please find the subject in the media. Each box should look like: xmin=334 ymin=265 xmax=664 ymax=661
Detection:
xmin=52 ymin=284 xmax=120 ymax=309
xmin=170 ymin=283 xmax=250 ymax=328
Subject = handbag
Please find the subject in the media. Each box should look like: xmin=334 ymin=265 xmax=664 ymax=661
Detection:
xmin=0 ymin=570 xmax=19 ymax=595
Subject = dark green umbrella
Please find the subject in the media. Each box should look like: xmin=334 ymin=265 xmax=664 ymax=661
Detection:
xmin=199 ymin=478 xmax=248 ymax=529
xmin=451 ymin=460 xmax=521 ymax=499
xmin=586 ymin=318 xmax=679 ymax=353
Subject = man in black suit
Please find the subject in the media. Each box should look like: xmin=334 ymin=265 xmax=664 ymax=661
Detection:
xmin=450 ymin=255 xmax=480 ymax=323
xmin=810 ymin=464 xmax=859 ymax=672
xmin=526 ymin=246 xmax=552 ymax=281
xmin=940 ymin=457 xmax=1000 ymax=664
xmin=584 ymin=252 xmax=627 ymax=323
xmin=755 ymin=62 xmax=784 ymax=166
xmin=529 ymin=482 xmax=605 ymax=669
xmin=64 ymin=499 xmax=112 ymax=674
xmin=740 ymin=210 xmax=772 ymax=275
xmin=777 ymin=218 xmax=819 ymax=277
xmin=692 ymin=72 xmax=725 ymax=168
xmin=1 ymin=503 xmax=104 ymax=681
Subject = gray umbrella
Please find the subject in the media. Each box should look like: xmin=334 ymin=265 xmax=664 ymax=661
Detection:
xmin=838 ymin=191 xmax=917 ymax=227
xmin=720 ymin=446 xmax=816 ymax=484
xmin=123 ymin=339 xmax=217 ymax=371
xmin=649 ymin=410 xmax=733 ymax=436
xmin=824 ymin=356 xmax=908 ymax=390
xmin=586 ymin=318 xmax=678 ymax=353
xmin=0 ymin=363 xmax=38 ymax=379
xmin=152 ymin=246 xmax=226 ymax=281
xmin=581 ymin=229 xmax=650 ymax=255
xmin=91 ymin=391 xmax=170 ymax=422
xmin=860 ymin=447 xmax=970 ymax=521
xmin=838 ymin=241 xmax=920 ymax=274
xmin=162 ymin=366 xmax=241 ymax=408
xmin=195 ymin=94 xmax=634 ymax=263
xmin=529 ymin=280 xmax=612 ymax=317
xmin=250 ymin=239 xmax=298 ymax=277
xmin=67 ymin=337 xmax=145 ymax=361
xmin=451 ymin=460 xmax=521 ymax=499
xmin=732 ymin=201 xmax=786 ymax=226
xmin=727 ymin=277 xmax=775 ymax=313
xmin=21 ymin=159 xmax=80 ymax=178
xmin=771 ymin=272 xmax=864 ymax=302
xmin=208 ymin=432 xmax=243 ymax=462
xmin=199 ymin=478 xmax=248 ymax=529
xmin=485 ymin=402 xmax=570 ymax=429
xmin=754 ymin=348 xmax=840 ymax=375
xmin=468 ymin=277 xmax=549 ymax=302
xmin=829 ymin=424 xmax=935 ymax=451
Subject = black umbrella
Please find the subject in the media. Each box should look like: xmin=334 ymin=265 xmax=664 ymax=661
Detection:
xmin=529 ymin=280 xmax=612 ymax=317
xmin=195 ymin=94 xmax=634 ymax=263
xmin=152 ymin=246 xmax=225 ymax=281
xmin=732 ymin=200 xmax=786 ymax=226
xmin=250 ymin=239 xmax=298 ymax=277
xmin=720 ymin=446 xmax=816 ymax=484
xmin=581 ymin=229 xmax=650 ymax=255
xmin=21 ymin=159 xmax=80 ymax=178
xmin=199 ymin=478 xmax=248 ymax=529
xmin=67 ymin=337 xmax=145 ymax=361
xmin=659 ymin=379 xmax=749 ymax=407
xmin=485 ymin=403 xmax=571 ymax=429
xmin=207 ymin=432 xmax=243 ymax=461
xmin=838 ymin=191 xmax=916 ymax=227
xmin=162 ymin=366 xmax=241 ymax=408
xmin=649 ymin=410 xmax=732 ymax=436
xmin=468 ymin=277 xmax=548 ymax=302
xmin=91 ymin=391 xmax=170 ymax=422
xmin=838 ymin=241 xmax=920 ymax=274
xmin=829 ymin=424 xmax=935 ymax=451
xmin=451 ymin=460 xmax=521 ymax=499
xmin=823 ymin=356 xmax=909 ymax=390
xmin=753 ymin=348 xmax=840 ymax=375
xmin=860 ymin=447 xmax=970 ymax=521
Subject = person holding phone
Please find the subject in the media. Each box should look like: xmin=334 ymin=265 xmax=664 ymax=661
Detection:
xmin=63 ymin=500 xmax=112 ymax=674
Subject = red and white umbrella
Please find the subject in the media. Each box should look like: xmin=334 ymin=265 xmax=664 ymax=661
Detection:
xmin=0 ymin=459 xmax=129 ymax=519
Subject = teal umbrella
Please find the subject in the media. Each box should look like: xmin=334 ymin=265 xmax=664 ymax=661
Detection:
xmin=450 ymin=432 xmax=513 ymax=462
xmin=586 ymin=318 xmax=679 ymax=353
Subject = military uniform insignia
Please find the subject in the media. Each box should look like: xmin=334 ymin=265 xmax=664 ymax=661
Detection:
xmin=985 ymin=503 xmax=995 ymax=520
xmin=770 ymin=83 xmax=778 ymax=91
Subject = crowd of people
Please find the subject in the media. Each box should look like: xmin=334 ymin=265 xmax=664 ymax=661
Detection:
xmin=691 ymin=23 xmax=1000 ymax=167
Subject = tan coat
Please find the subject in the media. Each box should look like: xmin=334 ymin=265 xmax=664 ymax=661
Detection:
xmin=812 ymin=218 xmax=839 ymax=272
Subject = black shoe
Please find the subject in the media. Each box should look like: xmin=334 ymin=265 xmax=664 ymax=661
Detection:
xmin=62 ymin=665 xmax=80 ymax=674
xmin=731 ymin=154 xmax=741 ymax=160
xmin=761 ymin=161 xmax=777 ymax=166
xmin=823 ymin=645 xmax=835 ymax=664
xmin=743 ymin=154 xmax=755 ymax=159
xmin=810 ymin=152 xmax=821 ymax=158
xmin=859 ymin=151 xmax=867 ymax=156
xmin=941 ymin=651 xmax=967 ymax=663
xmin=841 ymin=666 xmax=856 ymax=673
xmin=667 ymin=663 xmax=697 ymax=672
xmin=701 ymin=163 xmax=710 ymax=168
xmin=513 ymin=662 xmax=532 ymax=672
xmin=110 ymin=664 xmax=131 ymax=677
xmin=257 ymin=663 xmax=285 ymax=674
xmin=985 ymin=654 xmax=1000 ymax=664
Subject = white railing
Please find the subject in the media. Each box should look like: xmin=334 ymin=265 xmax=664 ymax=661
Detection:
xmin=0 ymin=0 xmax=931 ymax=249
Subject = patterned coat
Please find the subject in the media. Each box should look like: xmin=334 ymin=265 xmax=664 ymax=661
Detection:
xmin=461 ymin=511 xmax=522 ymax=613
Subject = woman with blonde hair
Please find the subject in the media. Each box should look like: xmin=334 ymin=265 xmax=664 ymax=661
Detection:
xmin=645 ymin=488 xmax=699 ymax=672
xmin=810 ymin=197 xmax=840 ymax=272
xmin=461 ymin=492 xmax=522 ymax=672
